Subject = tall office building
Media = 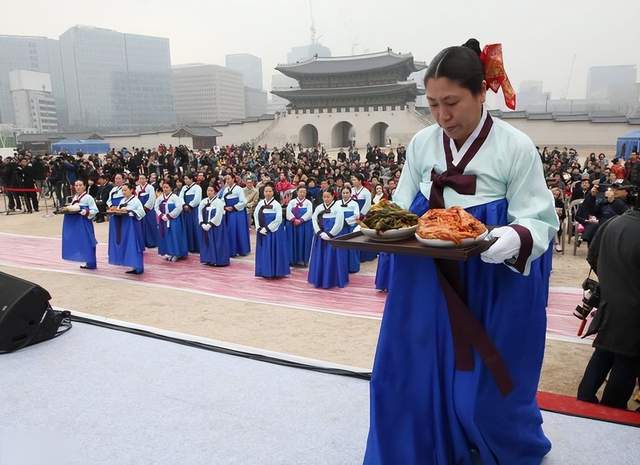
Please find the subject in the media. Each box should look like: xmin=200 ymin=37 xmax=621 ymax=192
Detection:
xmin=0 ymin=35 xmax=66 ymax=128
xmin=517 ymin=80 xmax=550 ymax=112
xmin=286 ymin=43 xmax=332 ymax=64
xmin=587 ymin=65 xmax=638 ymax=115
xmin=172 ymin=64 xmax=246 ymax=124
xmin=244 ymin=86 xmax=268 ymax=117
xmin=59 ymin=26 xmax=175 ymax=131
xmin=225 ymin=54 xmax=263 ymax=90
xmin=9 ymin=70 xmax=58 ymax=133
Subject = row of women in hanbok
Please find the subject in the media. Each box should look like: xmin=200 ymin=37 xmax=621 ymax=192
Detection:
xmin=61 ymin=172 xmax=377 ymax=287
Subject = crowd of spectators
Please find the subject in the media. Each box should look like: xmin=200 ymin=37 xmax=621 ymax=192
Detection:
xmin=0 ymin=142 xmax=406 ymax=222
xmin=2 ymin=143 xmax=638 ymax=247
xmin=540 ymin=146 xmax=640 ymax=250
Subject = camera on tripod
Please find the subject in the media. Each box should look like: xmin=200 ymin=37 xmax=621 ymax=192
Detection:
xmin=574 ymin=276 xmax=600 ymax=321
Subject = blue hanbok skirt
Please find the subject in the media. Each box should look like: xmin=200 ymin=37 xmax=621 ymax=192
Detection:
xmin=286 ymin=220 xmax=314 ymax=266
xmin=183 ymin=204 xmax=200 ymax=253
xmin=158 ymin=215 xmax=188 ymax=258
xmin=62 ymin=213 xmax=97 ymax=267
xmin=307 ymin=218 xmax=349 ymax=289
xmin=255 ymin=217 xmax=290 ymax=278
xmin=141 ymin=208 xmax=159 ymax=248
xmin=374 ymin=252 xmax=392 ymax=291
xmin=199 ymin=221 xmax=231 ymax=266
xmin=339 ymin=224 xmax=360 ymax=273
xmin=108 ymin=215 xmax=144 ymax=272
xmin=224 ymin=198 xmax=251 ymax=257
xmin=364 ymin=194 xmax=553 ymax=465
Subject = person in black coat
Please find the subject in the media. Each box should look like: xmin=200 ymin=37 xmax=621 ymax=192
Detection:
xmin=577 ymin=201 xmax=640 ymax=409
xmin=16 ymin=158 xmax=38 ymax=213
xmin=92 ymin=175 xmax=113 ymax=223
xmin=1 ymin=156 xmax=22 ymax=211
xmin=576 ymin=185 xmax=628 ymax=243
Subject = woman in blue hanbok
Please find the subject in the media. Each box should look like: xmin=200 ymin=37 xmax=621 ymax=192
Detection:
xmin=135 ymin=174 xmax=159 ymax=248
xmin=338 ymin=186 xmax=361 ymax=273
xmin=107 ymin=183 xmax=145 ymax=274
xmin=179 ymin=173 xmax=202 ymax=254
xmin=220 ymin=174 xmax=251 ymax=257
xmin=285 ymin=186 xmax=314 ymax=266
xmin=155 ymin=181 xmax=188 ymax=262
xmin=254 ymin=183 xmax=290 ymax=278
xmin=61 ymin=179 xmax=98 ymax=270
xmin=106 ymin=173 xmax=125 ymax=247
xmin=198 ymin=184 xmax=230 ymax=267
xmin=374 ymin=253 xmax=393 ymax=292
xmin=351 ymin=174 xmax=376 ymax=262
xmin=364 ymin=40 xmax=559 ymax=465
xmin=307 ymin=190 xmax=348 ymax=289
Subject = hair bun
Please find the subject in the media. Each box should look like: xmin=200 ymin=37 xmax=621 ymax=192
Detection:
xmin=462 ymin=38 xmax=481 ymax=57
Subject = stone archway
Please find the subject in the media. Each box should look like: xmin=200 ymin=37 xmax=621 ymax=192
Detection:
xmin=370 ymin=122 xmax=389 ymax=147
xmin=298 ymin=124 xmax=319 ymax=147
xmin=331 ymin=121 xmax=355 ymax=148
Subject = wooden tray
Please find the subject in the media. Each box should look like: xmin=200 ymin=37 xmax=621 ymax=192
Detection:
xmin=330 ymin=231 xmax=496 ymax=261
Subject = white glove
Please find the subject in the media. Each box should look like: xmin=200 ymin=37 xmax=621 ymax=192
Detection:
xmin=353 ymin=224 xmax=361 ymax=233
xmin=161 ymin=214 xmax=169 ymax=222
xmin=259 ymin=227 xmax=268 ymax=235
xmin=480 ymin=226 xmax=521 ymax=264
xmin=79 ymin=209 xmax=88 ymax=216
xmin=201 ymin=223 xmax=211 ymax=232
xmin=320 ymin=232 xmax=330 ymax=240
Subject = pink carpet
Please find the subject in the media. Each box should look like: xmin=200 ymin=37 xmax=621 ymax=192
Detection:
xmin=0 ymin=232 xmax=585 ymax=337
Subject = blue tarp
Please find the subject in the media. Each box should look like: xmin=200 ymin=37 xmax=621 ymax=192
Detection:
xmin=51 ymin=139 xmax=110 ymax=154
xmin=616 ymin=129 xmax=640 ymax=160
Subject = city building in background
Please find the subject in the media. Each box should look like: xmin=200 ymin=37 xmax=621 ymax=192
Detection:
xmin=172 ymin=63 xmax=246 ymax=124
xmin=225 ymin=53 xmax=263 ymax=90
xmin=587 ymin=65 xmax=638 ymax=115
xmin=0 ymin=35 xmax=66 ymax=128
xmin=59 ymin=26 xmax=175 ymax=132
xmin=9 ymin=70 xmax=58 ymax=133
xmin=286 ymin=43 xmax=332 ymax=64
xmin=517 ymin=80 xmax=551 ymax=113
xmin=244 ymin=86 xmax=268 ymax=117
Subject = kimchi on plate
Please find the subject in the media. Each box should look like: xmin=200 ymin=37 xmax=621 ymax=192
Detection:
xmin=415 ymin=206 xmax=488 ymax=247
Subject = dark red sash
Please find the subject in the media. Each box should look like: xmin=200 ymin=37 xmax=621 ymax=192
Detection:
xmin=429 ymin=114 xmax=513 ymax=396
xmin=258 ymin=200 xmax=275 ymax=232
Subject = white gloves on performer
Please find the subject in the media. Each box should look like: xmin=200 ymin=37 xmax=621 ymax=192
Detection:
xmin=201 ymin=223 xmax=211 ymax=232
xmin=160 ymin=214 xmax=169 ymax=222
xmin=320 ymin=232 xmax=331 ymax=240
xmin=259 ymin=227 xmax=269 ymax=235
xmin=480 ymin=226 xmax=521 ymax=264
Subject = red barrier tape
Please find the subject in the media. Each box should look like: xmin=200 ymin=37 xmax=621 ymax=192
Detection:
xmin=2 ymin=187 xmax=41 ymax=193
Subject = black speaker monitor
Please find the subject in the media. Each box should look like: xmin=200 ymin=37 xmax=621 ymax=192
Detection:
xmin=0 ymin=271 xmax=53 ymax=352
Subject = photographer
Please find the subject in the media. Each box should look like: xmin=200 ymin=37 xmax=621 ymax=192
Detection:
xmin=577 ymin=192 xmax=640 ymax=409
xmin=48 ymin=156 xmax=67 ymax=209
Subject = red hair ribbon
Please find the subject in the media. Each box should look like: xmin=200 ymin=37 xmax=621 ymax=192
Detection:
xmin=480 ymin=44 xmax=516 ymax=110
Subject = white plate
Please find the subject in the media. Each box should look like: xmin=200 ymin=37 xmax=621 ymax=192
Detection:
xmin=360 ymin=225 xmax=417 ymax=242
xmin=414 ymin=229 xmax=489 ymax=248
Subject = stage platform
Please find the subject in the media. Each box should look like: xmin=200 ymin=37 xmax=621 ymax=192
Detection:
xmin=0 ymin=317 xmax=636 ymax=465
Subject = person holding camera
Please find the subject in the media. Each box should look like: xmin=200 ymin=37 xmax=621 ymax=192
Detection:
xmin=577 ymin=194 xmax=640 ymax=409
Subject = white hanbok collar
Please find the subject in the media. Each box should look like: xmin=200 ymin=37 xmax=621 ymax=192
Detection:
xmin=448 ymin=106 xmax=488 ymax=167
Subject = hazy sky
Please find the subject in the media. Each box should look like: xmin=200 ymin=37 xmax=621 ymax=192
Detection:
xmin=4 ymin=0 xmax=639 ymax=99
